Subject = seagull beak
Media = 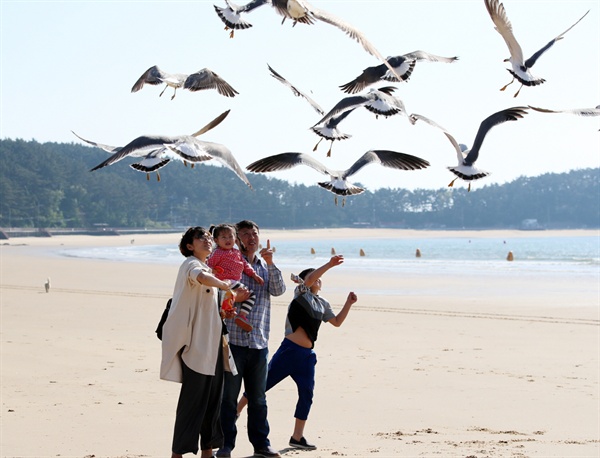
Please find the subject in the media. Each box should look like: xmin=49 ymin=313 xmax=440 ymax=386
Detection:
xmin=503 ymin=58 xmax=510 ymax=62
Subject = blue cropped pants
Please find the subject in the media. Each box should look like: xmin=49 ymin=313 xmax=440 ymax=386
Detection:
xmin=266 ymin=338 xmax=317 ymax=420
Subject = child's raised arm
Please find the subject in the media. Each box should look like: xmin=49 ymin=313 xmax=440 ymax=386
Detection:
xmin=303 ymin=255 xmax=344 ymax=288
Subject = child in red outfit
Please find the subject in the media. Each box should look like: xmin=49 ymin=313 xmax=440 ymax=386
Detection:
xmin=208 ymin=224 xmax=264 ymax=331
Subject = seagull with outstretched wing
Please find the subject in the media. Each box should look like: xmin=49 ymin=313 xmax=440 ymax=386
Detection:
xmin=246 ymin=150 xmax=429 ymax=205
xmin=73 ymin=111 xmax=230 ymax=180
xmin=340 ymin=50 xmax=459 ymax=94
xmin=214 ymin=0 xmax=268 ymax=37
xmin=132 ymin=65 xmax=238 ymax=99
xmin=267 ymin=64 xmax=352 ymax=157
xmin=484 ymin=0 xmax=589 ymax=97
xmin=75 ymin=111 xmax=250 ymax=187
xmin=411 ymin=107 xmax=529 ymax=190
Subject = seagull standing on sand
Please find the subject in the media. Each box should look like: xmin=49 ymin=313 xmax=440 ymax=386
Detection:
xmin=411 ymin=107 xmax=529 ymax=191
xmin=339 ymin=50 xmax=459 ymax=94
xmin=131 ymin=65 xmax=238 ymax=99
xmin=44 ymin=277 xmax=51 ymax=293
xmin=267 ymin=64 xmax=352 ymax=157
xmin=246 ymin=150 xmax=430 ymax=206
xmin=484 ymin=0 xmax=589 ymax=97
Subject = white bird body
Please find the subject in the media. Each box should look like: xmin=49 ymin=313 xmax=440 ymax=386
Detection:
xmin=246 ymin=150 xmax=430 ymax=205
xmin=484 ymin=0 xmax=589 ymax=97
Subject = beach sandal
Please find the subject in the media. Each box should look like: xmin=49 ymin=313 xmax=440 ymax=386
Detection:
xmin=235 ymin=314 xmax=253 ymax=332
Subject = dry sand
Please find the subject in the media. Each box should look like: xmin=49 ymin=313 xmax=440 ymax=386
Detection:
xmin=1 ymin=229 xmax=598 ymax=457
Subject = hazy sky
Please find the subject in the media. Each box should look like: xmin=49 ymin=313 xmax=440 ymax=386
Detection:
xmin=1 ymin=0 xmax=599 ymax=191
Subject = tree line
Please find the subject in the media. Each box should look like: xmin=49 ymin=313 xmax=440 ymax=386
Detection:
xmin=1 ymin=138 xmax=598 ymax=230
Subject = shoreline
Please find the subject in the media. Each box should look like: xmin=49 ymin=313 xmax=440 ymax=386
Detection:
xmin=1 ymin=227 xmax=597 ymax=248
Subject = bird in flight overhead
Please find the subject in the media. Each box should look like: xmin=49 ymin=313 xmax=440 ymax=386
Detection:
xmin=411 ymin=107 xmax=529 ymax=191
xmin=339 ymin=50 xmax=459 ymax=94
xmin=483 ymin=0 xmax=589 ymax=97
xmin=75 ymin=111 xmax=252 ymax=187
xmin=267 ymin=64 xmax=354 ymax=157
xmin=246 ymin=150 xmax=430 ymax=206
xmin=73 ymin=111 xmax=230 ymax=180
xmin=131 ymin=66 xmax=238 ymax=99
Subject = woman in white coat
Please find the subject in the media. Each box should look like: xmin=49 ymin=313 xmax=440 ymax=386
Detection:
xmin=161 ymin=226 xmax=247 ymax=458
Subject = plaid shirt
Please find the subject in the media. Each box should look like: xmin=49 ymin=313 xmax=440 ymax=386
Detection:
xmin=224 ymin=255 xmax=286 ymax=349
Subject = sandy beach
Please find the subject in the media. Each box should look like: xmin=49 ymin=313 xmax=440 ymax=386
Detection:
xmin=1 ymin=229 xmax=598 ymax=458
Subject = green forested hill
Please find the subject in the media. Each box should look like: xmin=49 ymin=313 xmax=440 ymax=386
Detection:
xmin=1 ymin=138 xmax=598 ymax=229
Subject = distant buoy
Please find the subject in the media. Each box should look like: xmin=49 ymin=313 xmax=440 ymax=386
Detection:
xmin=506 ymin=251 xmax=514 ymax=261
xmin=44 ymin=277 xmax=51 ymax=293
xmin=310 ymin=247 xmax=316 ymax=255
xmin=331 ymin=248 xmax=336 ymax=255
xmin=415 ymin=249 xmax=422 ymax=258
xmin=359 ymin=248 xmax=366 ymax=257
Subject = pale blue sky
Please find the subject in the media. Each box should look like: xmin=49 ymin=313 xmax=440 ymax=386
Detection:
xmin=1 ymin=0 xmax=599 ymax=191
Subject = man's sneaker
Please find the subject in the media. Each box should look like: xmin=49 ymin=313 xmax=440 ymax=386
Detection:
xmin=253 ymin=445 xmax=281 ymax=457
xmin=289 ymin=436 xmax=317 ymax=450
xmin=235 ymin=314 xmax=253 ymax=332
xmin=216 ymin=446 xmax=232 ymax=458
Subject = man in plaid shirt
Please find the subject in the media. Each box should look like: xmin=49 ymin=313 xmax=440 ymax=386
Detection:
xmin=217 ymin=220 xmax=286 ymax=458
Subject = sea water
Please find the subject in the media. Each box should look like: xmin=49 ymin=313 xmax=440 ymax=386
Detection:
xmin=60 ymin=235 xmax=599 ymax=279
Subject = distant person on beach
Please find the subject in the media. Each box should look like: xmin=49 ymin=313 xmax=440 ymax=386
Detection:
xmin=237 ymin=254 xmax=357 ymax=450
xmin=208 ymin=223 xmax=264 ymax=332
xmin=160 ymin=226 xmax=249 ymax=458
xmin=217 ymin=220 xmax=286 ymax=458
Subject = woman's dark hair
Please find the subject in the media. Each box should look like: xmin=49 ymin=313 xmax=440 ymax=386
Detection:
xmin=179 ymin=226 xmax=210 ymax=257
xmin=299 ymin=268 xmax=315 ymax=280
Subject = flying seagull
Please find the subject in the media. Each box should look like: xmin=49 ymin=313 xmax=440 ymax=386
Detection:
xmin=213 ymin=0 xmax=404 ymax=82
xmin=312 ymin=86 xmax=438 ymax=156
xmin=246 ymin=150 xmax=430 ymax=206
xmin=484 ymin=0 xmax=589 ymax=97
xmin=340 ymin=50 xmax=459 ymax=94
xmin=75 ymin=112 xmax=251 ymax=188
xmin=131 ymin=65 xmax=238 ymax=99
xmin=73 ymin=110 xmax=230 ymax=181
xmin=311 ymin=86 xmax=406 ymax=157
xmin=411 ymin=107 xmax=529 ymax=191
xmin=267 ymin=64 xmax=352 ymax=157
xmin=89 ymin=134 xmax=252 ymax=188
